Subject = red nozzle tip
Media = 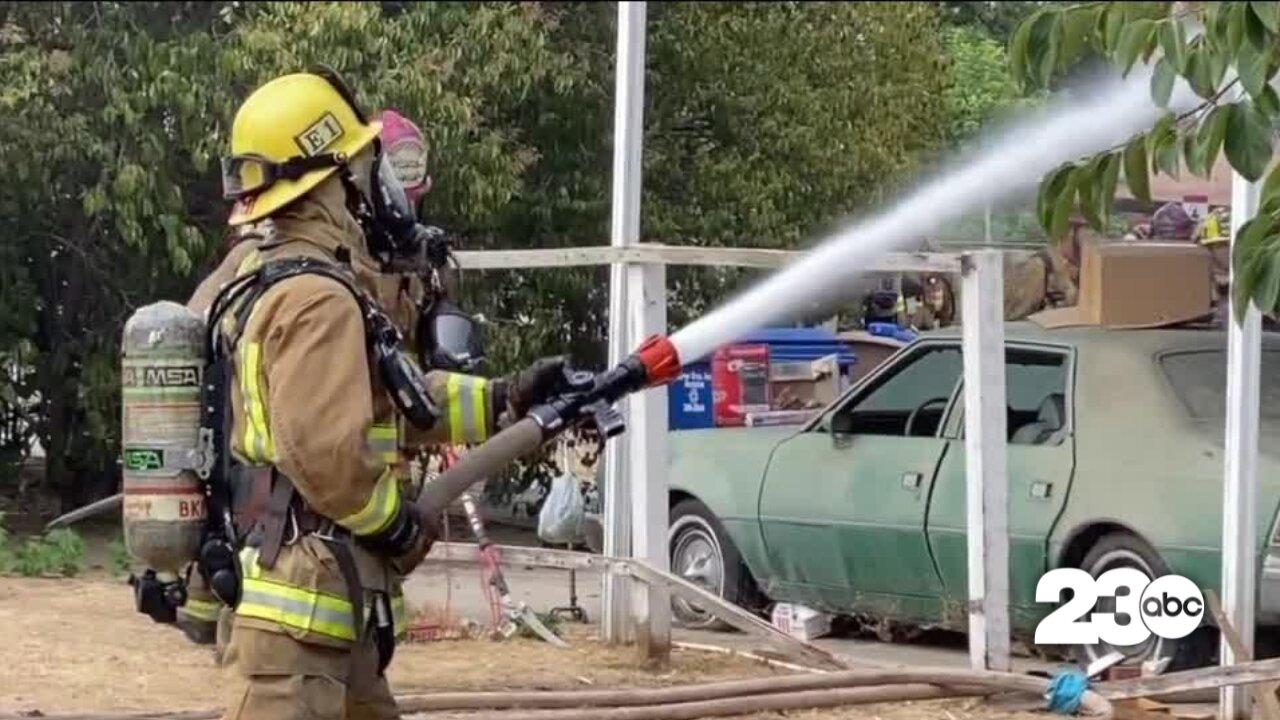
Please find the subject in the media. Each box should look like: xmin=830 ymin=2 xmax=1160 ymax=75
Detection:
xmin=633 ymin=334 xmax=681 ymax=386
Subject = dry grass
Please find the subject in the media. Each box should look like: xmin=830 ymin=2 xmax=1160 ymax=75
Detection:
xmin=0 ymin=576 xmax=1052 ymax=720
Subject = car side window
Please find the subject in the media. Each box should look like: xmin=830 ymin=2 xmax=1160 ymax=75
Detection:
xmin=951 ymin=348 xmax=1070 ymax=446
xmin=828 ymin=345 xmax=963 ymax=438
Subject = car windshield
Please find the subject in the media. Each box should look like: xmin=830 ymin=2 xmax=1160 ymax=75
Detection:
xmin=1159 ymin=350 xmax=1280 ymax=424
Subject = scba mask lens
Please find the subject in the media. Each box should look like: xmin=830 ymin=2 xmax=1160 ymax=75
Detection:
xmin=421 ymin=298 xmax=485 ymax=373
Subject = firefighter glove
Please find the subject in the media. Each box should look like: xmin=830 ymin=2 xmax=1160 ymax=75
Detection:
xmin=503 ymin=355 xmax=569 ymax=418
xmin=358 ymin=503 xmax=437 ymax=575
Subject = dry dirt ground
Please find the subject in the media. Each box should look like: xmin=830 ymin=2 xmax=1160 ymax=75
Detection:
xmin=0 ymin=575 xmax=1052 ymax=719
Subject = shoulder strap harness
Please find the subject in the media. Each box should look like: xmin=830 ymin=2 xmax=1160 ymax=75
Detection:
xmin=199 ymin=255 xmax=439 ymax=650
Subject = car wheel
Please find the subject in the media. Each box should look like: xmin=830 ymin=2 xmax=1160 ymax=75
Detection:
xmin=1075 ymin=532 xmax=1213 ymax=671
xmin=668 ymin=498 xmax=755 ymax=631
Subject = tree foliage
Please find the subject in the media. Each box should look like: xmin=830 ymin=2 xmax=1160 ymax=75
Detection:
xmin=940 ymin=1 xmax=1067 ymax=42
xmin=467 ymin=1 xmax=952 ymax=371
xmin=942 ymin=25 xmax=1028 ymax=143
xmin=1010 ymin=2 xmax=1280 ymax=320
xmin=1 ymin=1 xmax=953 ymax=509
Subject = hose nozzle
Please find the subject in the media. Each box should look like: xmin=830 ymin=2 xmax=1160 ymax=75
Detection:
xmin=631 ymin=334 xmax=682 ymax=387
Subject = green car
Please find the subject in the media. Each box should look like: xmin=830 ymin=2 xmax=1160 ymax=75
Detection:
xmin=665 ymin=323 xmax=1280 ymax=669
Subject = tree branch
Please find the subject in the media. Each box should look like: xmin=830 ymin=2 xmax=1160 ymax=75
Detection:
xmin=1073 ymin=76 xmax=1241 ymax=163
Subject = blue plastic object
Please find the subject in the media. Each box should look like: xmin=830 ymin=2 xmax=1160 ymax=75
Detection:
xmin=865 ymin=321 xmax=900 ymax=338
xmin=864 ymin=321 xmax=918 ymax=344
xmin=1044 ymin=667 xmax=1089 ymax=715
xmin=893 ymin=327 xmax=919 ymax=343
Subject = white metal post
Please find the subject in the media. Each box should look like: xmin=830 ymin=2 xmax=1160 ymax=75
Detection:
xmin=961 ymin=249 xmax=1011 ymax=671
xmin=1220 ymin=172 xmax=1263 ymax=720
xmin=627 ymin=261 xmax=671 ymax=662
xmin=602 ymin=0 xmax=648 ymax=644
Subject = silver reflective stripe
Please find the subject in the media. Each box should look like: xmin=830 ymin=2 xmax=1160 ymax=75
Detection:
xmin=237 ymin=583 xmax=356 ymax=641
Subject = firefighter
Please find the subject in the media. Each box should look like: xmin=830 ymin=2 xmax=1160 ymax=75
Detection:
xmin=376 ymin=109 xmax=432 ymax=209
xmin=213 ymin=69 xmax=566 ymax=719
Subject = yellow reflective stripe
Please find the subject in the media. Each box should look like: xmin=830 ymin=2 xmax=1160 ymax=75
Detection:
xmin=180 ymin=596 xmax=222 ymax=622
xmin=471 ymin=377 xmax=488 ymax=441
xmin=240 ymin=546 xmax=260 ymax=579
xmin=238 ymin=341 xmax=275 ymax=463
xmin=336 ymin=467 xmax=402 ymax=536
xmin=368 ymin=423 xmax=399 ymax=464
xmin=447 ymin=374 xmax=465 ymax=445
xmin=445 ymin=374 xmax=490 ymax=444
xmin=237 ymin=576 xmax=357 ymax=642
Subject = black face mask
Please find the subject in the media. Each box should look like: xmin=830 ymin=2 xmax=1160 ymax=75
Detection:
xmin=305 ymin=65 xmax=428 ymax=266
xmin=345 ymin=150 xmax=430 ymax=266
xmin=419 ymin=297 xmax=485 ymax=374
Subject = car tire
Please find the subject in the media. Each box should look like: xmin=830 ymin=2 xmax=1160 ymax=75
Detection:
xmin=1074 ymin=531 xmax=1215 ymax=671
xmin=668 ymin=498 xmax=760 ymax=631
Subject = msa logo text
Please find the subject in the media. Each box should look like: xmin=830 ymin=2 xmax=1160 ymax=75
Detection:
xmin=1035 ymin=568 xmax=1204 ymax=646
xmin=123 ymin=365 xmax=200 ymax=387
xmin=124 ymin=448 xmax=164 ymax=471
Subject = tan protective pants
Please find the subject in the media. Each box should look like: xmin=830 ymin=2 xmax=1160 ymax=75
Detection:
xmin=220 ymin=622 xmax=399 ymax=720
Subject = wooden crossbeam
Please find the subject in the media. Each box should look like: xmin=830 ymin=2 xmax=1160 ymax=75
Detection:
xmin=420 ymin=542 xmax=849 ymax=671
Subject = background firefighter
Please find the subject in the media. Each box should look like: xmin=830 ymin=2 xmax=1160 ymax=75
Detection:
xmin=209 ymin=70 xmax=567 ymax=720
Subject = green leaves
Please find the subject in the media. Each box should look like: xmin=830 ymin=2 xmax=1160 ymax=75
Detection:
xmin=1146 ymin=112 xmax=1179 ymax=178
xmin=1116 ymin=18 xmax=1157 ymax=75
xmin=1191 ymin=103 xmax=1231 ymax=178
xmin=1253 ymin=0 xmax=1280 ymax=33
xmin=1185 ymin=39 xmax=1229 ymax=99
xmin=1123 ymin=135 xmax=1151 ymax=204
xmin=1029 ymin=9 xmax=1062 ymax=89
xmin=1159 ymin=18 xmax=1187 ymax=73
xmin=1079 ymin=151 xmax=1123 ymax=230
xmin=1038 ymin=162 xmax=1076 ymax=236
xmin=1014 ymin=1 xmax=1280 ymax=324
xmin=1231 ymin=215 xmax=1277 ymax=321
xmin=1256 ymin=170 xmax=1280 ymax=297
xmin=1150 ymin=57 xmax=1176 ymax=107
xmin=943 ymin=25 xmax=1022 ymax=143
xmin=1236 ymin=38 xmax=1277 ymax=100
xmin=1225 ymin=99 xmax=1274 ymax=181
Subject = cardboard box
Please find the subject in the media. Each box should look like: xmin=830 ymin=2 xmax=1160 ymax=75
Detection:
xmin=1029 ymin=241 xmax=1213 ymax=329
xmin=768 ymin=354 xmax=842 ymax=410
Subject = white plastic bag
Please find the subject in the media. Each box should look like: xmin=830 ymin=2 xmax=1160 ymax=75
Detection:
xmin=537 ymin=471 xmax=585 ymax=545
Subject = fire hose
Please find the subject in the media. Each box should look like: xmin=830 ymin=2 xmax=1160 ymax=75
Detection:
xmin=0 ymin=667 xmax=1113 ymax=720
xmin=414 ymin=334 xmax=681 ymax=520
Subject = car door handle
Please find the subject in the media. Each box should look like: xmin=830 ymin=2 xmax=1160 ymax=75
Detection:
xmin=902 ymin=472 xmax=922 ymax=490
xmin=1030 ymin=481 xmax=1053 ymax=500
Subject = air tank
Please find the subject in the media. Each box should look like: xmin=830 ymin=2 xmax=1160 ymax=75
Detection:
xmin=120 ymin=301 xmax=207 ymax=573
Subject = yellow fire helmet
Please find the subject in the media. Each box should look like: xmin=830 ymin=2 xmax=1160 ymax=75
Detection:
xmin=222 ymin=70 xmax=382 ymax=226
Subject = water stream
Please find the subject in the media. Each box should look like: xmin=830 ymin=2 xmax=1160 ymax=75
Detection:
xmin=668 ymin=66 xmax=1197 ymax=364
